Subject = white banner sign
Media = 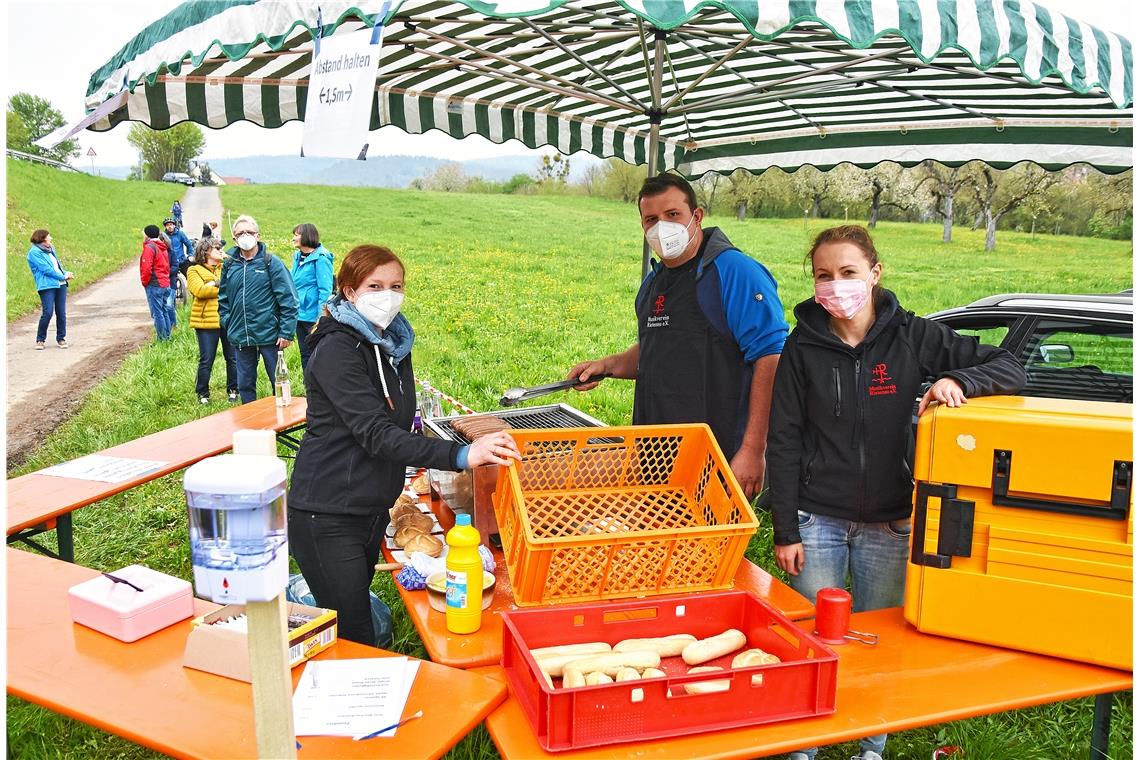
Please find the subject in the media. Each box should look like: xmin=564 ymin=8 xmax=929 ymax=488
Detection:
xmin=302 ymin=27 xmax=384 ymax=159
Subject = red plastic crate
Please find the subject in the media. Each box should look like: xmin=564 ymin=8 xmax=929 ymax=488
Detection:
xmin=500 ymin=591 xmax=838 ymax=751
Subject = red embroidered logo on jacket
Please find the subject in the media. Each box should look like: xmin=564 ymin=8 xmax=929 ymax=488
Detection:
xmin=654 ymin=295 xmax=666 ymax=315
xmin=868 ymin=362 xmax=897 ymax=396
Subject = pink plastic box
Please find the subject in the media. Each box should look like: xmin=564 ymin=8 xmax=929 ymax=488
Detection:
xmin=68 ymin=565 xmax=194 ymax=642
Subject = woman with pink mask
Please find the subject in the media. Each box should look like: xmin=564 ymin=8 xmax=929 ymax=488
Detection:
xmin=766 ymin=225 xmax=1025 ymax=760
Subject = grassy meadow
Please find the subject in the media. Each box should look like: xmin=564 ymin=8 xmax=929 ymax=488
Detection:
xmin=6 ymin=159 xmax=184 ymax=320
xmin=5 ymin=173 xmax=1133 ymax=759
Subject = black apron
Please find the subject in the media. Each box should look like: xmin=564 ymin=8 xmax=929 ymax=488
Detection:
xmin=633 ymin=254 xmax=752 ymax=459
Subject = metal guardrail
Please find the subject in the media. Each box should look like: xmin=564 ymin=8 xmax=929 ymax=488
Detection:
xmin=6 ymin=149 xmax=82 ymax=172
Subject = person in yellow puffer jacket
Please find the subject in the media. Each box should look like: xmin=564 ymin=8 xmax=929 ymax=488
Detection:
xmin=188 ymin=238 xmax=238 ymax=404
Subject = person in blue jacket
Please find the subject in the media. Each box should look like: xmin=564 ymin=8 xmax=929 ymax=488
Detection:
xmin=26 ymin=228 xmax=74 ymax=349
xmin=289 ymin=223 xmax=335 ymax=370
xmin=162 ymin=217 xmax=193 ymax=330
xmin=568 ymin=173 xmax=788 ymax=499
xmin=218 ymin=214 xmax=299 ymax=403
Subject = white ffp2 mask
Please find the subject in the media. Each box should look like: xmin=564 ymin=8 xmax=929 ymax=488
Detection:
xmin=236 ymin=233 xmax=258 ymax=251
xmin=646 ymin=215 xmax=696 ymax=261
xmin=355 ymin=290 xmax=404 ymax=330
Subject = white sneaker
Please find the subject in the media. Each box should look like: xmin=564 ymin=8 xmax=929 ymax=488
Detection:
xmin=851 ymin=752 xmax=883 ymax=760
xmin=788 ymin=754 xmax=812 ymax=760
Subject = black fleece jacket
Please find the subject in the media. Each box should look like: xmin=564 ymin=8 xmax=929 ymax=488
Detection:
xmin=767 ymin=289 xmax=1026 ymax=545
xmin=288 ymin=317 xmax=462 ymax=519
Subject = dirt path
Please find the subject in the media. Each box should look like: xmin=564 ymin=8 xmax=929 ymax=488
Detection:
xmin=6 ymin=186 xmax=224 ymax=469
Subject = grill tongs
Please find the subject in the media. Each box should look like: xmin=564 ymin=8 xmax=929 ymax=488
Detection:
xmin=499 ymin=374 xmax=612 ymax=407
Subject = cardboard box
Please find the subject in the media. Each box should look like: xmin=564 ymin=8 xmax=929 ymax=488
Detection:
xmin=69 ymin=565 xmax=194 ymax=643
xmin=183 ymin=602 xmax=337 ymax=682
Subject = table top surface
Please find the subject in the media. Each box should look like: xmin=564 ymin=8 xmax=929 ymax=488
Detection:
xmin=7 ymin=396 xmax=308 ymax=534
xmin=7 ymin=548 xmax=506 ymax=760
xmin=381 ymin=488 xmax=814 ymax=669
xmin=480 ymin=606 xmax=1132 ymax=759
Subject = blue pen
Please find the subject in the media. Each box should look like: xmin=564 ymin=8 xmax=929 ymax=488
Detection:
xmin=353 ymin=709 xmax=423 ymax=741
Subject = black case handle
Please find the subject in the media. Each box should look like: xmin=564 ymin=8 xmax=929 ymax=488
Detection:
xmin=910 ymin=482 xmax=976 ymax=569
xmin=992 ymin=450 xmax=1131 ymax=520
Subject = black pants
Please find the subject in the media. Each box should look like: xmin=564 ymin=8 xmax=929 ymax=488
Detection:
xmin=194 ymin=328 xmax=237 ymax=397
xmin=287 ymin=508 xmax=385 ymax=646
xmin=296 ymin=320 xmax=316 ymax=371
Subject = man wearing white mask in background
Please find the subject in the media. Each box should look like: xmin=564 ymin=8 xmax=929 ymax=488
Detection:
xmin=218 ymin=214 xmax=299 ymax=403
xmin=568 ymin=174 xmax=788 ymax=499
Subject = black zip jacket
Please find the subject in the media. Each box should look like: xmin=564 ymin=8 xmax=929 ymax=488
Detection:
xmin=767 ymin=289 xmax=1026 ymax=545
xmin=288 ymin=317 xmax=462 ymax=519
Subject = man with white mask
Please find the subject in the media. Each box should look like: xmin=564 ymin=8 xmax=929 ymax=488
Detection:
xmin=568 ymin=174 xmax=788 ymax=499
xmin=218 ymin=214 xmax=299 ymax=403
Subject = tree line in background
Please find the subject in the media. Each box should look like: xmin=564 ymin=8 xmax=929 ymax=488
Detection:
xmin=416 ymin=154 xmax=1133 ymax=250
xmin=9 ymin=92 xmax=1131 ymax=249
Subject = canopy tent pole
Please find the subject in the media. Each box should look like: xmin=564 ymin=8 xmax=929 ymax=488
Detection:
xmin=642 ymin=28 xmax=666 ymax=280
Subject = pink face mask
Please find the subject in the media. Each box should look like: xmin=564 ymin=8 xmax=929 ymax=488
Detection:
xmin=814 ymin=276 xmax=873 ymax=320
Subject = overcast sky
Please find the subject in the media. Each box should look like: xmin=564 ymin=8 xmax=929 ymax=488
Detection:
xmin=5 ymin=0 xmax=1133 ymax=169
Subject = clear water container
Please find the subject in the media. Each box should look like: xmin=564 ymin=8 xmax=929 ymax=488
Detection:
xmin=183 ymin=454 xmax=289 ymax=604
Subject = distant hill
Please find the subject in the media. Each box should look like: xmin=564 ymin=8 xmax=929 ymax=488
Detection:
xmin=88 ymin=153 xmax=600 ymax=187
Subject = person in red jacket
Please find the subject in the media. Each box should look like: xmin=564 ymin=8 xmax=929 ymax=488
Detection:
xmin=140 ymin=224 xmax=172 ymax=341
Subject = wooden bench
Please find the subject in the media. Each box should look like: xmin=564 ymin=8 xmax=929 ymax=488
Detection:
xmin=7 ymin=396 xmax=308 ymax=562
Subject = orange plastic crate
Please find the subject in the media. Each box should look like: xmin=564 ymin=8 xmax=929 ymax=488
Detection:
xmin=493 ymin=424 xmax=758 ymax=606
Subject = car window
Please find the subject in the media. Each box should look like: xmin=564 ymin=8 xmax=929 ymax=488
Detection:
xmin=1019 ymin=319 xmax=1132 ymax=402
xmin=933 ymin=316 xmax=1014 ymax=348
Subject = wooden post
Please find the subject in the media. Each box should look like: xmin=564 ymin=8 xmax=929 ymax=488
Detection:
xmin=233 ymin=429 xmax=296 ymax=759
xmin=247 ymin=595 xmax=297 ymax=759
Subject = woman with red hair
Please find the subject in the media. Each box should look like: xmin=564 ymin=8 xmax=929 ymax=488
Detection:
xmin=287 ymin=244 xmax=519 ymax=646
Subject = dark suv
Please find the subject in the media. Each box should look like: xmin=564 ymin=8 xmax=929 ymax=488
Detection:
xmin=927 ymin=292 xmax=1132 ymax=403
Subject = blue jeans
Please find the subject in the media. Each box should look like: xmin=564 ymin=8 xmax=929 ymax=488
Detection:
xmin=36 ymin=286 xmax=67 ymax=342
xmin=144 ymin=285 xmax=171 ymax=340
xmin=789 ymin=511 xmax=911 ymax=759
xmin=165 ymin=286 xmax=178 ymax=328
xmin=194 ymin=328 xmax=237 ymax=398
xmin=233 ymin=344 xmax=278 ymax=403
xmin=287 ymin=508 xmax=387 ymax=646
xmin=296 ymin=320 xmax=316 ymax=371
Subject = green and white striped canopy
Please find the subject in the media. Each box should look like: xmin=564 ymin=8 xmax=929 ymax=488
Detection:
xmin=85 ymin=0 xmax=1133 ymax=175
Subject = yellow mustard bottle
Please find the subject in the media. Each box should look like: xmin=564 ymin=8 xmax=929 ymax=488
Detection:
xmin=445 ymin=513 xmax=483 ymax=634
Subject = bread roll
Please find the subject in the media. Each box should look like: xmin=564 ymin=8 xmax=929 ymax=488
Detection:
xmin=731 ymin=648 xmax=780 ymax=668
xmin=411 ymin=473 xmax=431 ymax=494
xmin=394 ymin=525 xmax=426 ymax=548
xmin=585 ymin=671 xmax=614 ymax=686
xmin=403 ymin=532 xmax=443 ymax=557
xmin=682 ymin=666 xmax=730 ymax=695
xmin=389 ymin=503 xmax=421 ymax=522
xmin=394 ymin=493 xmax=417 ymax=510
xmin=393 ymin=511 xmax=434 ymax=533
xmin=613 ymin=634 xmax=696 ymax=657
xmin=731 ymin=648 xmax=778 ymax=687
xmin=681 ymin=629 xmax=747 ymax=665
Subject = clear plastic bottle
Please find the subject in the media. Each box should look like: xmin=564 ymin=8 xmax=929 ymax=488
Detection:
xmin=444 ymin=514 xmax=483 ymax=634
xmin=274 ymin=350 xmax=291 ymax=407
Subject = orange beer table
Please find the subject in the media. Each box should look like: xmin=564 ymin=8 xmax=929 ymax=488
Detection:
xmin=7 ymin=396 xmax=308 ymax=562
xmin=479 ymin=607 xmax=1131 ymax=758
xmin=7 ymin=548 xmax=506 ymax=759
xmin=381 ymin=488 xmax=813 ymax=669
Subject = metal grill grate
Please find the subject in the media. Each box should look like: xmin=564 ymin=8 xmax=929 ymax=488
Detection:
xmin=426 ymin=403 xmax=603 ymax=445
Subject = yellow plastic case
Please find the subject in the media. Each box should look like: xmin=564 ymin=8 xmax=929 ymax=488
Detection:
xmin=903 ymin=396 xmax=1132 ymax=670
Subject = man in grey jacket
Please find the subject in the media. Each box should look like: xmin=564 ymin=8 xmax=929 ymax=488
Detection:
xmin=218 ymin=214 xmax=299 ymax=403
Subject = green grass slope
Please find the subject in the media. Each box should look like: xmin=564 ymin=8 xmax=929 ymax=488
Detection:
xmin=6 ymin=159 xmax=182 ymax=320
